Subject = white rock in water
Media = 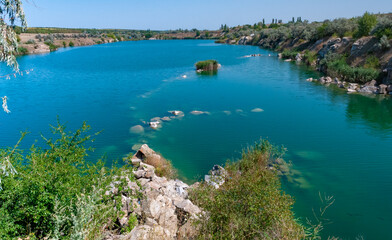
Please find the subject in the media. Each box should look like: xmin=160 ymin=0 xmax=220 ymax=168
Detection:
xmin=130 ymin=125 xmax=144 ymax=134
xmin=223 ymin=110 xmax=231 ymax=115
xmin=149 ymin=121 xmax=160 ymax=129
xmin=235 ymin=109 xmax=243 ymax=113
xmin=182 ymin=75 xmax=187 ymax=79
xmin=251 ymin=108 xmax=264 ymax=113
xmin=169 ymin=110 xmax=184 ymax=116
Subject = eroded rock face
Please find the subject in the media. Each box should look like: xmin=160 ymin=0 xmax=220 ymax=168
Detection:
xmin=238 ymin=36 xmax=253 ymax=45
xmin=318 ymin=38 xmax=349 ymax=58
xmin=385 ymin=57 xmax=392 ymax=85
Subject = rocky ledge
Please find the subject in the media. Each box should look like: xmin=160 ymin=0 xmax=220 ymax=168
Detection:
xmin=105 ymin=144 xmax=201 ymax=240
xmin=306 ymin=77 xmax=392 ymax=95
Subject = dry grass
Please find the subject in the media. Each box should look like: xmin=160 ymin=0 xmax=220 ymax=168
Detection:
xmin=144 ymin=153 xmax=177 ymax=179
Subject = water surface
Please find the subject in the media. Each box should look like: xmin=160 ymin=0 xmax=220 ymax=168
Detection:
xmin=1 ymin=40 xmax=391 ymax=239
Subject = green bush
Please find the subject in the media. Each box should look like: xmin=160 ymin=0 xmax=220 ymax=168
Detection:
xmin=303 ymin=50 xmax=318 ymax=66
xmin=190 ymin=140 xmax=307 ymax=239
xmin=324 ymin=55 xmax=380 ymax=83
xmin=355 ymin=12 xmax=377 ymax=38
xmin=17 ymin=47 xmax=28 ymax=55
xmin=44 ymin=41 xmax=58 ymax=51
xmin=281 ymin=49 xmax=298 ymax=60
xmin=25 ymin=39 xmax=35 ymax=44
xmin=69 ymin=41 xmax=75 ymax=47
xmin=364 ymin=55 xmax=380 ymax=69
xmin=0 ymin=122 xmax=138 ymax=239
xmin=195 ymin=60 xmax=219 ymax=71
xmin=371 ymin=16 xmax=392 ymax=39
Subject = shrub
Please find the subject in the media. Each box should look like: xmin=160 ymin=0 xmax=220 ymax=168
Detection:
xmin=25 ymin=39 xmax=35 ymax=44
xmin=325 ymin=56 xmax=380 ymax=83
xmin=355 ymin=12 xmax=377 ymax=38
xmin=145 ymin=154 xmax=177 ymax=179
xmin=17 ymin=47 xmax=28 ymax=55
xmin=281 ymin=49 xmax=298 ymax=60
xmin=195 ymin=60 xmax=219 ymax=72
xmin=44 ymin=41 xmax=58 ymax=51
xmin=62 ymin=41 xmax=66 ymax=47
xmin=303 ymin=50 xmax=318 ymax=66
xmin=190 ymin=140 xmax=307 ymax=239
xmin=364 ymin=55 xmax=380 ymax=69
xmin=0 ymin=122 xmax=138 ymax=239
xmin=69 ymin=41 xmax=75 ymax=47
xmin=377 ymin=35 xmax=391 ymax=50
xmin=371 ymin=16 xmax=392 ymax=38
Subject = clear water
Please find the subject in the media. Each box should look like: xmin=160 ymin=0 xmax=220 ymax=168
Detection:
xmin=1 ymin=40 xmax=392 ymax=239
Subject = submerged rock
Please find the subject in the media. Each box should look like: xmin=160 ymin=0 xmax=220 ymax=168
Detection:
xmin=251 ymin=108 xmax=264 ymax=113
xmin=130 ymin=125 xmax=145 ymax=134
xmin=190 ymin=110 xmax=210 ymax=115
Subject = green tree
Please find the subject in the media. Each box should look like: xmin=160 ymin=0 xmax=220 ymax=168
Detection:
xmin=0 ymin=0 xmax=27 ymax=71
xmin=356 ymin=12 xmax=377 ymax=37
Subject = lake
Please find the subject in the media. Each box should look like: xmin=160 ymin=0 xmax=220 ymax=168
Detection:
xmin=1 ymin=40 xmax=391 ymax=239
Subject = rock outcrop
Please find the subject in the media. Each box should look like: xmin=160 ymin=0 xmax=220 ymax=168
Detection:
xmin=238 ymin=36 xmax=253 ymax=45
xmin=106 ymin=145 xmax=200 ymax=240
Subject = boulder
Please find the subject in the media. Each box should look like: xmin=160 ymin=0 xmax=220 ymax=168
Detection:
xmin=130 ymin=125 xmax=144 ymax=134
xmin=205 ymin=165 xmax=226 ymax=189
xmin=295 ymin=53 xmax=303 ymax=62
xmin=238 ymin=36 xmax=253 ymax=45
xmin=385 ymin=57 xmax=392 ymax=84
xmin=364 ymin=79 xmax=377 ymax=87
xmin=358 ymin=86 xmax=379 ymax=94
xmin=379 ymin=84 xmax=388 ymax=94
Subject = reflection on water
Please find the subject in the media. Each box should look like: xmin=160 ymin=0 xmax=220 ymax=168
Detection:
xmin=346 ymin=94 xmax=392 ymax=131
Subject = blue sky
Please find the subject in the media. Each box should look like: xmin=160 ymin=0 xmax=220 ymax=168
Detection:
xmin=23 ymin=0 xmax=392 ymax=30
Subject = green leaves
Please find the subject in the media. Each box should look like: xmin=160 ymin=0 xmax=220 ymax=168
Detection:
xmin=0 ymin=121 xmax=130 ymax=239
xmin=190 ymin=140 xmax=305 ymax=239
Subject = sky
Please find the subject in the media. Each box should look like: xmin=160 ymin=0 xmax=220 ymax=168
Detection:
xmin=23 ymin=0 xmax=392 ymax=30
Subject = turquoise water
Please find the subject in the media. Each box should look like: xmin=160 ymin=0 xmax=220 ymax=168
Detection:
xmin=1 ymin=40 xmax=392 ymax=239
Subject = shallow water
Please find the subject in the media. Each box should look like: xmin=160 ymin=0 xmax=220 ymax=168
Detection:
xmin=1 ymin=40 xmax=391 ymax=239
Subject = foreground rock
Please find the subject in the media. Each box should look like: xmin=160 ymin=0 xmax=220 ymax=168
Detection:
xmin=106 ymin=145 xmax=200 ymax=240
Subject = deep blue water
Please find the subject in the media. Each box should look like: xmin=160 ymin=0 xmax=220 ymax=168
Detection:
xmin=1 ymin=40 xmax=392 ymax=239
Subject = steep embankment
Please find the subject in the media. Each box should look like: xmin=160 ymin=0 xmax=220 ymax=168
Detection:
xmin=217 ymin=13 xmax=392 ymax=94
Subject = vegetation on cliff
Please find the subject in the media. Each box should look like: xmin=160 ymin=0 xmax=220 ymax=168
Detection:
xmin=218 ymin=12 xmax=392 ymax=84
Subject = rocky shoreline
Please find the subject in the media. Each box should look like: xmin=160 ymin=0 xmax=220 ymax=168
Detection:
xmin=306 ymin=76 xmax=392 ymax=95
xmin=225 ymin=34 xmax=392 ymax=95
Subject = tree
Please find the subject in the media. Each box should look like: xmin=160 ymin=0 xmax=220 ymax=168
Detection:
xmin=0 ymin=0 xmax=27 ymax=72
xmin=1 ymin=1 xmax=26 ymax=114
xmin=356 ymin=12 xmax=377 ymax=37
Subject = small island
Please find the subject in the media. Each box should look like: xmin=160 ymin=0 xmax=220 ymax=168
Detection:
xmin=195 ymin=59 xmax=220 ymax=73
